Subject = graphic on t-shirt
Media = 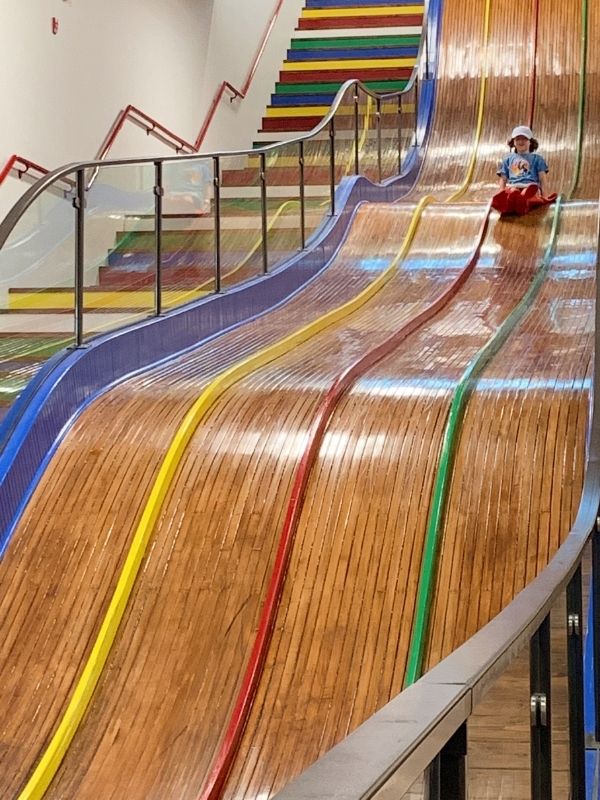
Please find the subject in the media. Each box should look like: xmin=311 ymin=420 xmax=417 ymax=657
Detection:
xmin=509 ymin=158 xmax=532 ymax=180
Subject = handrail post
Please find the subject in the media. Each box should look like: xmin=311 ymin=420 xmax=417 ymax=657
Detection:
xmin=329 ymin=117 xmax=336 ymax=216
xmin=530 ymin=614 xmax=552 ymax=800
xmin=414 ymin=75 xmax=419 ymax=148
xmin=73 ymin=169 xmax=85 ymax=347
xmin=398 ymin=93 xmax=403 ymax=176
xmin=426 ymin=723 xmax=467 ymax=800
xmin=299 ymin=141 xmax=306 ymax=250
xmin=213 ymin=156 xmax=222 ymax=293
xmin=593 ymin=517 xmax=600 ymax=741
xmin=566 ymin=565 xmax=585 ymax=799
xmin=153 ymin=161 xmax=164 ymax=316
xmin=354 ymin=90 xmax=360 ymax=175
xmin=376 ymin=97 xmax=382 ymax=183
xmin=260 ymin=152 xmax=268 ymax=273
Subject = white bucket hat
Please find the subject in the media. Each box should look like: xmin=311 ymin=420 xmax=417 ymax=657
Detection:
xmin=511 ymin=125 xmax=534 ymax=140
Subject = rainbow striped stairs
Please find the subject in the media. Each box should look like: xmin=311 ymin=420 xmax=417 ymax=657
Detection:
xmin=254 ymin=0 xmax=423 ymax=145
xmin=8 ymin=0 xmax=424 ymax=314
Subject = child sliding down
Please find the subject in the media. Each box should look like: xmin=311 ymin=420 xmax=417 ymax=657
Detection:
xmin=492 ymin=126 xmax=557 ymax=216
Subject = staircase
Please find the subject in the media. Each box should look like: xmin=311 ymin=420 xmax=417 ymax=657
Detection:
xmin=6 ymin=1 xmax=424 ymax=319
xmin=256 ymin=0 xmax=423 ymax=144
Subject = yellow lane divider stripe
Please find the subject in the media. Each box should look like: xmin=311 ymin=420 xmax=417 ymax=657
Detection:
xmin=18 ymin=194 xmax=433 ymax=800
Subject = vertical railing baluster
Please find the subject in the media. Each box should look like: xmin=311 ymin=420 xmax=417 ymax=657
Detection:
xmin=213 ymin=156 xmax=222 ymax=293
xmin=329 ymin=117 xmax=336 ymax=216
xmin=376 ymin=97 xmax=382 ymax=183
xmin=299 ymin=140 xmax=306 ymax=250
xmin=530 ymin=614 xmax=552 ymax=800
xmin=260 ymin=151 xmax=268 ymax=273
xmin=354 ymin=89 xmax=360 ymax=175
xmin=398 ymin=93 xmax=403 ymax=176
xmin=426 ymin=724 xmax=467 ymax=800
xmin=414 ymin=76 xmax=419 ymax=148
xmin=424 ymin=21 xmax=430 ymax=80
xmin=73 ymin=169 xmax=85 ymax=347
xmin=566 ymin=565 xmax=585 ymax=799
xmin=154 ymin=161 xmax=163 ymax=316
xmin=593 ymin=517 xmax=600 ymax=741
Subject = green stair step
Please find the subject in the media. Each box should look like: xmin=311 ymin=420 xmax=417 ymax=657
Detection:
xmin=274 ymin=79 xmax=408 ymax=95
xmin=290 ymin=34 xmax=421 ymax=49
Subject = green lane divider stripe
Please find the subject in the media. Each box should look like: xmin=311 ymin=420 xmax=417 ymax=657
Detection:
xmin=275 ymin=79 xmax=407 ymax=94
xmin=569 ymin=0 xmax=588 ymax=197
xmin=403 ymin=197 xmax=564 ymax=687
xmin=290 ymin=35 xmax=421 ymax=49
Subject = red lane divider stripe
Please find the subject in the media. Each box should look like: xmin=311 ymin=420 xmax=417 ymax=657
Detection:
xmin=197 ymin=201 xmax=493 ymax=800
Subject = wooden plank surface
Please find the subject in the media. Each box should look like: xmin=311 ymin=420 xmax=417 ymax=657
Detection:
xmin=0 ymin=204 xmax=418 ymax=798
xmin=0 ymin=0 xmax=596 ymax=797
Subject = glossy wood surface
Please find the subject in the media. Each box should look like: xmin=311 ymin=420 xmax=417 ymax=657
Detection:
xmin=0 ymin=204 xmax=418 ymax=797
xmin=0 ymin=0 xmax=596 ymax=798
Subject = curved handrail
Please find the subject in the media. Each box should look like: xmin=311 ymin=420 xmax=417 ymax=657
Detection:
xmin=0 ymin=33 xmax=429 ymax=254
xmin=274 ymin=193 xmax=600 ymax=799
xmin=0 ymin=0 xmax=291 ymax=189
xmin=0 ymin=155 xmax=75 ymax=194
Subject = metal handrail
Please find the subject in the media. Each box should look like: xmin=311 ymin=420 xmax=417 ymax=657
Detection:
xmin=273 ymin=199 xmax=600 ymax=799
xmin=0 ymin=0 xmax=291 ymax=189
xmin=0 ymin=8 xmax=430 ymax=255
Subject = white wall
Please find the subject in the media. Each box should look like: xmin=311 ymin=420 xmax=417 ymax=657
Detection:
xmin=199 ymin=0 xmax=306 ymax=153
xmin=0 ymin=0 xmax=304 ymax=221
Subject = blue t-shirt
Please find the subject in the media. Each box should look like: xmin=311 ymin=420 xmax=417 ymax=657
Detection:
xmin=497 ymin=152 xmax=549 ymax=186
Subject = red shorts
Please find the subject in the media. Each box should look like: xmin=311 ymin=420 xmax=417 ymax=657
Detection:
xmin=492 ymin=184 xmax=557 ymax=216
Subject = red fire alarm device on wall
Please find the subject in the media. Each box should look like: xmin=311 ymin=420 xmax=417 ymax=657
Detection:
xmin=52 ymin=17 xmax=59 ymax=34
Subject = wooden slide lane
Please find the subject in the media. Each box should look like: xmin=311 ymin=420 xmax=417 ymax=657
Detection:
xmin=580 ymin=0 xmax=600 ymax=199
xmin=426 ymin=200 xmax=596 ymax=669
xmin=220 ymin=209 xmax=554 ymax=799
xmin=425 ymin=0 xmax=590 ymax=664
xmin=43 ymin=204 xmax=485 ymax=799
xmin=0 ymin=202 xmax=416 ymax=799
xmin=220 ymin=0 xmax=589 ymax=794
xmin=405 ymin=0 xmax=487 ymax=201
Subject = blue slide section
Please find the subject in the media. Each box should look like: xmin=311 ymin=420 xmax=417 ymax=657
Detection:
xmin=0 ymin=0 xmax=442 ymax=552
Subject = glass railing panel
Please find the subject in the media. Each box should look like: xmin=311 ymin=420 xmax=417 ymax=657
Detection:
xmin=380 ymin=95 xmax=402 ymax=183
xmin=468 ymin=641 xmax=531 ymax=795
xmin=302 ymin=129 xmax=333 ymax=241
xmin=402 ymin=81 xmax=418 ymax=173
xmin=161 ymin=156 xmax=215 ymax=309
xmin=0 ymin=182 xmax=76 ymax=421
xmin=83 ymin=163 xmax=156 ymax=340
xmin=356 ymin=85 xmax=379 ymax=184
xmin=218 ymin=153 xmax=264 ymax=290
xmin=332 ymin=84 xmax=359 ymax=189
xmin=400 ymin=771 xmax=426 ymax=799
xmin=264 ymin=143 xmax=301 ymax=271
